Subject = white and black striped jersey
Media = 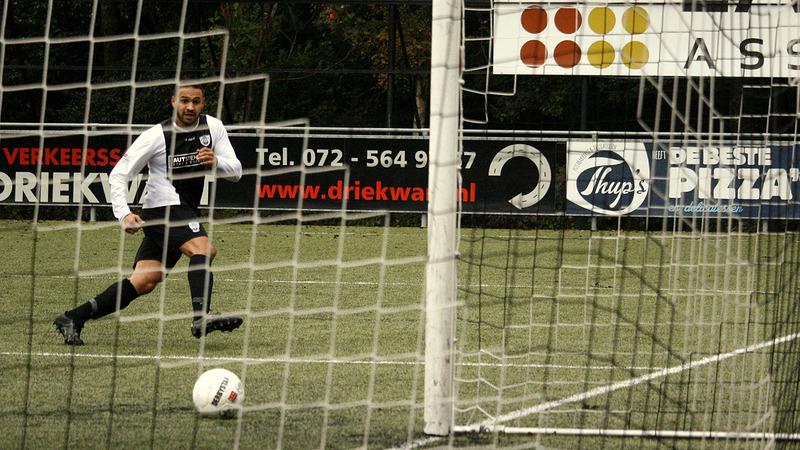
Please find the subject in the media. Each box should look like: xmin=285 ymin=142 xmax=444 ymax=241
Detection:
xmin=109 ymin=114 xmax=242 ymax=221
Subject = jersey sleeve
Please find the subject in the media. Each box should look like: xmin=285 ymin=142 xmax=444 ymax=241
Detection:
xmin=109 ymin=125 xmax=164 ymax=221
xmin=207 ymin=115 xmax=243 ymax=182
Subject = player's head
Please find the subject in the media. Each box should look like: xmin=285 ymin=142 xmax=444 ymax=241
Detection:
xmin=171 ymin=85 xmax=205 ymax=128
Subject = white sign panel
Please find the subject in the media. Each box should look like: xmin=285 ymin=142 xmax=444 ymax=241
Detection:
xmin=567 ymin=140 xmax=651 ymax=215
xmin=493 ymin=1 xmax=800 ymax=76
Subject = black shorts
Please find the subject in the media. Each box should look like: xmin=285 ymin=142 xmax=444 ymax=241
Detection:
xmin=133 ymin=203 xmax=207 ymax=270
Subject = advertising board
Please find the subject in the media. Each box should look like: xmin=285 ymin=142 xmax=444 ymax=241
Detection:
xmin=3 ymin=130 xmax=799 ymax=218
xmin=0 ymin=132 xmax=562 ymax=214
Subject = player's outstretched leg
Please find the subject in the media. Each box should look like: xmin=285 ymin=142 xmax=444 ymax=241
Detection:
xmin=53 ymin=312 xmax=84 ymax=346
xmin=190 ymin=311 xmax=243 ymax=338
xmin=53 ymin=279 xmax=140 ymax=345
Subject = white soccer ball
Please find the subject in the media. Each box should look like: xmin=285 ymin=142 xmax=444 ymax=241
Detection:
xmin=192 ymin=368 xmax=245 ymax=418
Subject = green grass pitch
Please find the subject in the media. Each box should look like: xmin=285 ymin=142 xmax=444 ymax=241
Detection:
xmin=0 ymin=219 xmax=797 ymax=448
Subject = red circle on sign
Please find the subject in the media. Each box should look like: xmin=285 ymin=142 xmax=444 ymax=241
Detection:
xmin=554 ymin=8 xmax=582 ymax=34
xmin=554 ymin=40 xmax=581 ymax=68
xmin=520 ymin=40 xmax=547 ymax=68
xmin=521 ymin=6 xmax=547 ymax=34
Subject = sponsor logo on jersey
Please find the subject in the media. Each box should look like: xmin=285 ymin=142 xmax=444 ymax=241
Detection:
xmin=169 ymin=153 xmax=202 ymax=169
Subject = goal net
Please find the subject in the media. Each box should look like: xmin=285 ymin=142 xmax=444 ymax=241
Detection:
xmin=422 ymin=0 xmax=800 ymax=446
xmin=1 ymin=2 xmax=430 ymax=449
xmin=7 ymin=0 xmax=800 ymax=448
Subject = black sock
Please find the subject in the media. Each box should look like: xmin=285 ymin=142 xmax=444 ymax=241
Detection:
xmin=65 ymin=279 xmax=139 ymax=323
xmin=188 ymin=255 xmax=213 ymax=320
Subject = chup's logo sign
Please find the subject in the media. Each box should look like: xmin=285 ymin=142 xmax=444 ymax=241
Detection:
xmin=567 ymin=140 xmax=650 ymax=216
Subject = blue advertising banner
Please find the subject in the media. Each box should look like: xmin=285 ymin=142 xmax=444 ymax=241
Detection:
xmin=566 ymin=139 xmax=800 ymax=218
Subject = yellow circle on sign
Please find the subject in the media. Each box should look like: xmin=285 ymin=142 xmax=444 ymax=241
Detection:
xmin=621 ymin=41 xmax=649 ymax=69
xmin=622 ymin=7 xmax=649 ymax=34
xmin=588 ymin=7 xmax=615 ymax=34
xmin=587 ymin=40 xmax=615 ymax=69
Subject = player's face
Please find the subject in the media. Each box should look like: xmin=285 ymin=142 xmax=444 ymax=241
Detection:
xmin=172 ymin=87 xmax=205 ymax=127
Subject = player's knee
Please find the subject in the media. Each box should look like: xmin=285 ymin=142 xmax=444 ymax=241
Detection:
xmin=140 ymin=281 xmax=159 ymax=295
xmin=132 ymin=279 xmax=158 ymax=295
xmin=181 ymin=239 xmax=215 ymax=259
xmin=129 ymin=273 xmax=161 ymax=295
xmin=186 ymin=244 xmax=216 ymax=260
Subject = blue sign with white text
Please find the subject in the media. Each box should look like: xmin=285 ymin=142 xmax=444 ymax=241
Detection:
xmin=566 ymin=140 xmax=800 ymax=218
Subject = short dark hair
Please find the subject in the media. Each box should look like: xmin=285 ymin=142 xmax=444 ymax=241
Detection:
xmin=176 ymin=84 xmax=205 ymax=97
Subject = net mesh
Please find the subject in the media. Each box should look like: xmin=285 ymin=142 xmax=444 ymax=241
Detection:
xmin=450 ymin=0 xmax=800 ymax=447
xmin=2 ymin=2 xmax=430 ymax=448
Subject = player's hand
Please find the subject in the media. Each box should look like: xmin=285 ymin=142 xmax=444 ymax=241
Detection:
xmin=197 ymin=147 xmax=216 ymax=166
xmin=122 ymin=213 xmax=145 ymax=234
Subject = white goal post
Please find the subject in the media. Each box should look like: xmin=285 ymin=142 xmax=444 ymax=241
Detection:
xmin=423 ymin=0 xmax=800 ymax=445
xmin=424 ymin=0 xmax=462 ymax=436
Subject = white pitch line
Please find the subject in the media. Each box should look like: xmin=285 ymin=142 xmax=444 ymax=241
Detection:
xmin=486 ymin=331 xmax=800 ymax=424
xmin=0 ymin=351 xmax=657 ymax=372
xmin=0 ymin=351 xmax=410 ymax=366
xmin=5 ymin=271 xmax=703 ymax=297
xmin=5 ymin=272 xmax=421 ymax=287
xmin=4 ymin=272 xmax=674 ymax=293
xmin=396 ymin=331 xmax=800 ymax=449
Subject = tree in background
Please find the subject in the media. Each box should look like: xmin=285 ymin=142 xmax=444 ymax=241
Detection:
xmin=208 ymin=2 xmax=430 ymax=127
xmin=1 ymin=1 xmax=432 ymax=128
xmin=4 ymin=1 xmax=758 ymax=133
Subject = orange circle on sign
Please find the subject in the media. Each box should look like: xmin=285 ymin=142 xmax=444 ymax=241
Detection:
xmin=554 ymin=40 xmax=581 ymax=68
xmin=554 ymin=8 xmax=582 ymax=34
xmin=520 ymin=40 xmax=547 ymax=68
xmin=521 ymin=6 xmax=547 ymax=34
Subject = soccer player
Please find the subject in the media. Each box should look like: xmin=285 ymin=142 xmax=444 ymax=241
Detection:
xmin=54 ymin=84 xmax=243 ymax=345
